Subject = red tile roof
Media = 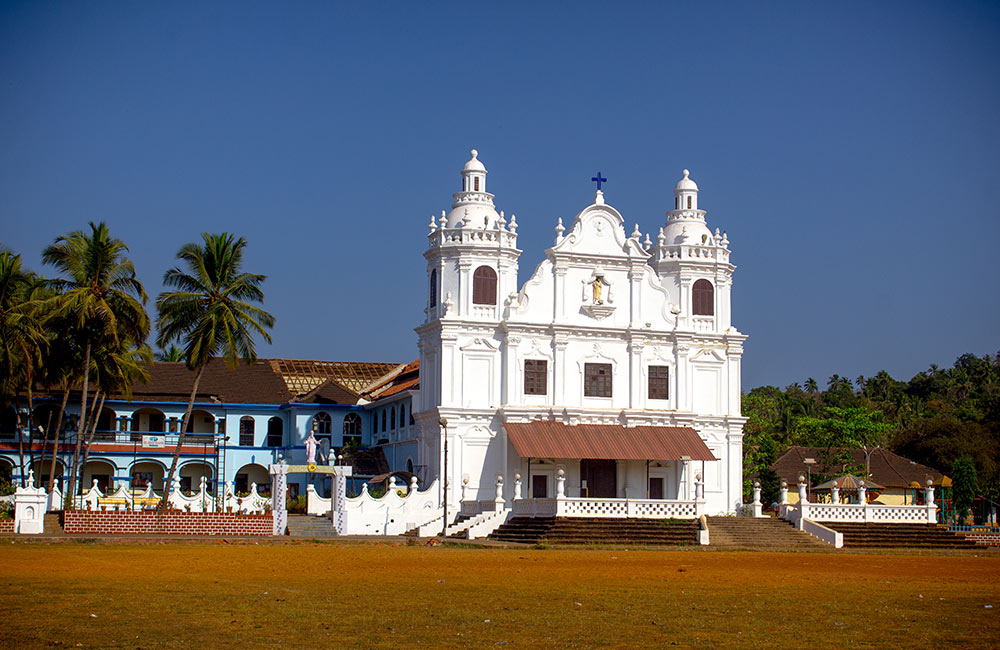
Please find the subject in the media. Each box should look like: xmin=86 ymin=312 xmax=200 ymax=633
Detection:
xmin=364 ymin=359 xmax=419 ymax=401
xmin=771 ymin=446 xmax=948 ymax=488
xmin=504 ymin=421 xmax=716 ymax=461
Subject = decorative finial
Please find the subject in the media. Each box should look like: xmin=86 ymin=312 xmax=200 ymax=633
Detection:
xmin=643 ymin=233 xmax=652 ymax=248
xmin=657 ymin=226 xmax=666 ymax=245
xmin=428 ymin=215 xmax=438 ymax=233
xmin=555 ymin=217 xmax=565 ymax=244
xmin=682 ymin=169 xmax=690 ymax=178
xmin=632 ymin=224 xmax=641 ymax=240
xmin=470 ymin=149 xmax=478 ymax=159
xmin=508 ymin=214 xmax=517 ymax=233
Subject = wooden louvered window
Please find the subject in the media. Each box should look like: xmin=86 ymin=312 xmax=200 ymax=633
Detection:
xmin=648 ymin=366 xmax=669 ymax=400
xmin=472 ymin=266 xmax=497 ymax=305
xmin=692 ymin=279 xmax=714 ymax=316
xmin=429 ymin=270 xmax=438 ymax=308
xmin=584 ymin=363 xmax=612 ymax=398
xmin=524 ymin=360 xmax=547 ymax=396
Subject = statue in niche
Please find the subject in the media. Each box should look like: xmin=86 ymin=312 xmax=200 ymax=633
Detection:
xmin=585 ymin=274 xmax=610 ymax=305
xmin=593 ymin=276 xmax=604 ymax=304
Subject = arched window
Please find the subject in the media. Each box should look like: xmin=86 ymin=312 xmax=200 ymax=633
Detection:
xmin=692 ymin=279 xmax=714 ymax=316
xmin=686 ymin=196 xmax=692 ymax=209
xmin=343 ymin=413 xmax=361 ymax=447
xmin=313 ymin=412 xmax=332 ymax=437
xmin=674 ymin=196 xmax=679 ymax=210
xmin=399 ymin=404 xmax=406 ymax=428
xmin=406 ymin=458 xmax=414 ymax=474
xmin=381 ymin=410 xmax=386 ymax=432
xmin=474 ymin=177 xmax=480 ymax=191
xmin=390 ymin=407 xmax=396 ymax=431
xmin=239 ymin=416 xmax=255 ymax=447
xmin=429 ymin=269 xmax=438 ymax=308
xmin=266 ymin=417 xmax=283 ymax=447
xmin=473 ymin=266 xmax=497 ymax=305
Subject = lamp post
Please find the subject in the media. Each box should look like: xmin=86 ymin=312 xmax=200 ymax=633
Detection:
xmin=803 ymin=458 xmax=816 ymax=502
xmin=440 ymin=417 xmax=448 ymax=537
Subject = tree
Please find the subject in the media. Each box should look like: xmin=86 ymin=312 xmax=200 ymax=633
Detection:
xmin=155 ymin=233 xmax=274 ymax=507
xmin=0 ymin=249 xmax=48 ymax=485
xmin=951 ymin=456 xmax=977 ymax=524
xmin=155 ymin=344 xmax=184 ymax=362
xmin=41 ymin=223 xmax=149 ymax=500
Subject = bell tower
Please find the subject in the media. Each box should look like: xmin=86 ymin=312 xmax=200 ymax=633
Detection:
xmin=651 ymin=169 xmax=735 ymax=333
xmin=416 ymin=149 xmax=521 ymax=410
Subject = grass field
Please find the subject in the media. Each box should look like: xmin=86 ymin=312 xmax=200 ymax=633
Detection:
xmin=1 ymin=540 xmax=998 ymax=649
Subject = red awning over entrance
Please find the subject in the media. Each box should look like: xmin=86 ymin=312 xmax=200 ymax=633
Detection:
xmin=504 ymin=421 xmax=716 ymax=461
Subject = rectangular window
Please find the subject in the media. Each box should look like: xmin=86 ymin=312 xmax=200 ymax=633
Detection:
xmin=584 ymin=363 xmax=612 ymax=397
xmin=648 ymin=365 xmax=670 ymax=400
xmin=524 ymin=359 xmax=547 ymax=395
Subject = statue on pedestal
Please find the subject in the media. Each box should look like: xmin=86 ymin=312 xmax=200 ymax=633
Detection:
xmin=305 ymin=432 xmax=318 ymax=464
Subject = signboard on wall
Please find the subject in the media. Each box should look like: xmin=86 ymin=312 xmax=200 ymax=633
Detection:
xmin=142 ymin=435 xmax=165 ymax=448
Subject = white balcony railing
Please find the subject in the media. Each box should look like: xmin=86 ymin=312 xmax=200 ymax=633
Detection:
xmin=511 ymin=497 xmax=701 ymax=519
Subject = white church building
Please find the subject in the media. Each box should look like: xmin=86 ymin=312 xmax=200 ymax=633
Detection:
xmin=414 ymin=150 xmax=747 ymax=520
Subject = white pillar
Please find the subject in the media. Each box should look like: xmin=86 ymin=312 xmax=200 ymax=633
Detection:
xmin=556 ymin=468 xmax=565 ymax=498
xmin=513 ymin=473 xmax=522 ymax=500
xmin=779 ymin=480 xmax=788 ymax=506
xmin=752 ymin=481 xmax=762 ymax=517
xmin=461 ymin=476 xmax=469 ymax=502
xmin=831 ymin=486 xmax=840 ymax=504
xmin=797 ymin=475 xmax=808 ymax=504
xmin=409 ymin=475 xmax=418 ymax=495
xmin=495 ymin=475 xmax=505 ymax=509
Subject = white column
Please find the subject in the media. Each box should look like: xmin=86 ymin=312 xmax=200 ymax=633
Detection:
xmin=513 ymin=473 xmax=522 ymax=500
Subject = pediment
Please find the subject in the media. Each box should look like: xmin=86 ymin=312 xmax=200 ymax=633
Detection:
xmin=690 ymin=348 xmax=726 ymax=363
xmin=551 ymin=203 xmax=648 ymax=260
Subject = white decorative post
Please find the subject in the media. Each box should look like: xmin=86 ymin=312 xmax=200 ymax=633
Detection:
xmin=513 ymin=473 xmax=522 ymax=501
xmin=409 ymin=475 xmax=418 ymax=495
xmin=14 ymin=470 xmax=46 ymax=534
xmin=925 ymin=478 xmax=937 ymax=524
xmin=858 ymin=480 xmax=868 ymax=523
xmin=797 ymin=475 xmax=808 ymax=504
xmin=779 ymin=480 xmax=788 ymax=506
xmin=831 ymin=485 xmax=840 ymax=505
xmin=388 ymin=475 xmax=398 ymax=495
xmin=461 ymin=476 xmax=469 ymax=502
xmin=331 ymin=464 xmax=352 ymax=535
xmin=556 ymin=468 xmax=565 ymax=498
xmin=495 ymin=474 xmax=505 ymax=509
xmin=752 ymin=480 xmax=763 ymax=517
xmin=269 ymin=462 xmax=288 ymax=536
xmin=694 ymin=473 xmax=705 ymax=517
xmin=797 ymin=474 xmax=809 ymax=523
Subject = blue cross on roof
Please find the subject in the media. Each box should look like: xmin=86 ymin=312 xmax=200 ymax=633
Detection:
xmin=591 ymin=172 xmax=607 ymax=191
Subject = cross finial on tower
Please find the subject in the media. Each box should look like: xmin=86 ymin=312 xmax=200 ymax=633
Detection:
xmin=591 ymin=172 xmax=607 ymax=191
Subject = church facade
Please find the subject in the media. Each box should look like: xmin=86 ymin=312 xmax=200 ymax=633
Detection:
xmin=415 ymin=151 xmax=747 ymax=516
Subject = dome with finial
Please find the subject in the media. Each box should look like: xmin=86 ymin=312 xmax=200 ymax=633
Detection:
xmin=674 ymin=168 xmax=698 ymax=192
xmin=463 ymin=149 xmax=486 ymax=172
xmin=445 ymin=148 xmax=500 ymax=228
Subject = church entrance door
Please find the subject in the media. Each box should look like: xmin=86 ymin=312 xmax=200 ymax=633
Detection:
xmin=580 ymin=459 xmax=617 ymax=498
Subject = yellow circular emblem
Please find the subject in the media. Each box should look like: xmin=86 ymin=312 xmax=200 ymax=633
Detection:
xmin=307 ymin=463 xmax=317 ymax=473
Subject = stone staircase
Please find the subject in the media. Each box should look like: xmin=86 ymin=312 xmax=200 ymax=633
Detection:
xmin=44 ymin=513 xmax=66 ymax=536
xmin=705 ymin=516 xmax=829 ymax=551
xmin=825 ymin=523 xmax=981 ymax=550
xmin=285 ymin=514 xmax=337 ymax=537
xmin=487 ymin=517 xmax=699 ymax=546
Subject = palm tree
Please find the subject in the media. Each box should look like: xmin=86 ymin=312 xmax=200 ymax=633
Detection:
xmin=155 ymin=233 xmax=274 ymax=507
xmin=42 ymin=223 xmax=149 ymax=500
xmin=78 ymin=338 xmax=151 ymax=498
xmin=0 ymin=249 xmax=48 ymax=486
xmin=155 ymin=344 xmax=184 ymax=362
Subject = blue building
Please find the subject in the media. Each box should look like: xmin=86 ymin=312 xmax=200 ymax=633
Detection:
xmin=0 ymin=358 xmax=419 ymax=500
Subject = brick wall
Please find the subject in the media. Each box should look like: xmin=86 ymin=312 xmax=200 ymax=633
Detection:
xmin=63 ymin=511 xmax=273 ymax=536
xmin=959 ymin=532 xmax=1000 ymax=547
xmin=0 ymin=519 xmax=13 ymax=533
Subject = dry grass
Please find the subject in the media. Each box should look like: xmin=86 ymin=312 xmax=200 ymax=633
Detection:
xmin=1 ymin=540 xmax=998 ymax=649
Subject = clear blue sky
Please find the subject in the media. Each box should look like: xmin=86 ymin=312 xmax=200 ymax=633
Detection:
xmin=2 ymin=1 xmax=998 ymax=390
